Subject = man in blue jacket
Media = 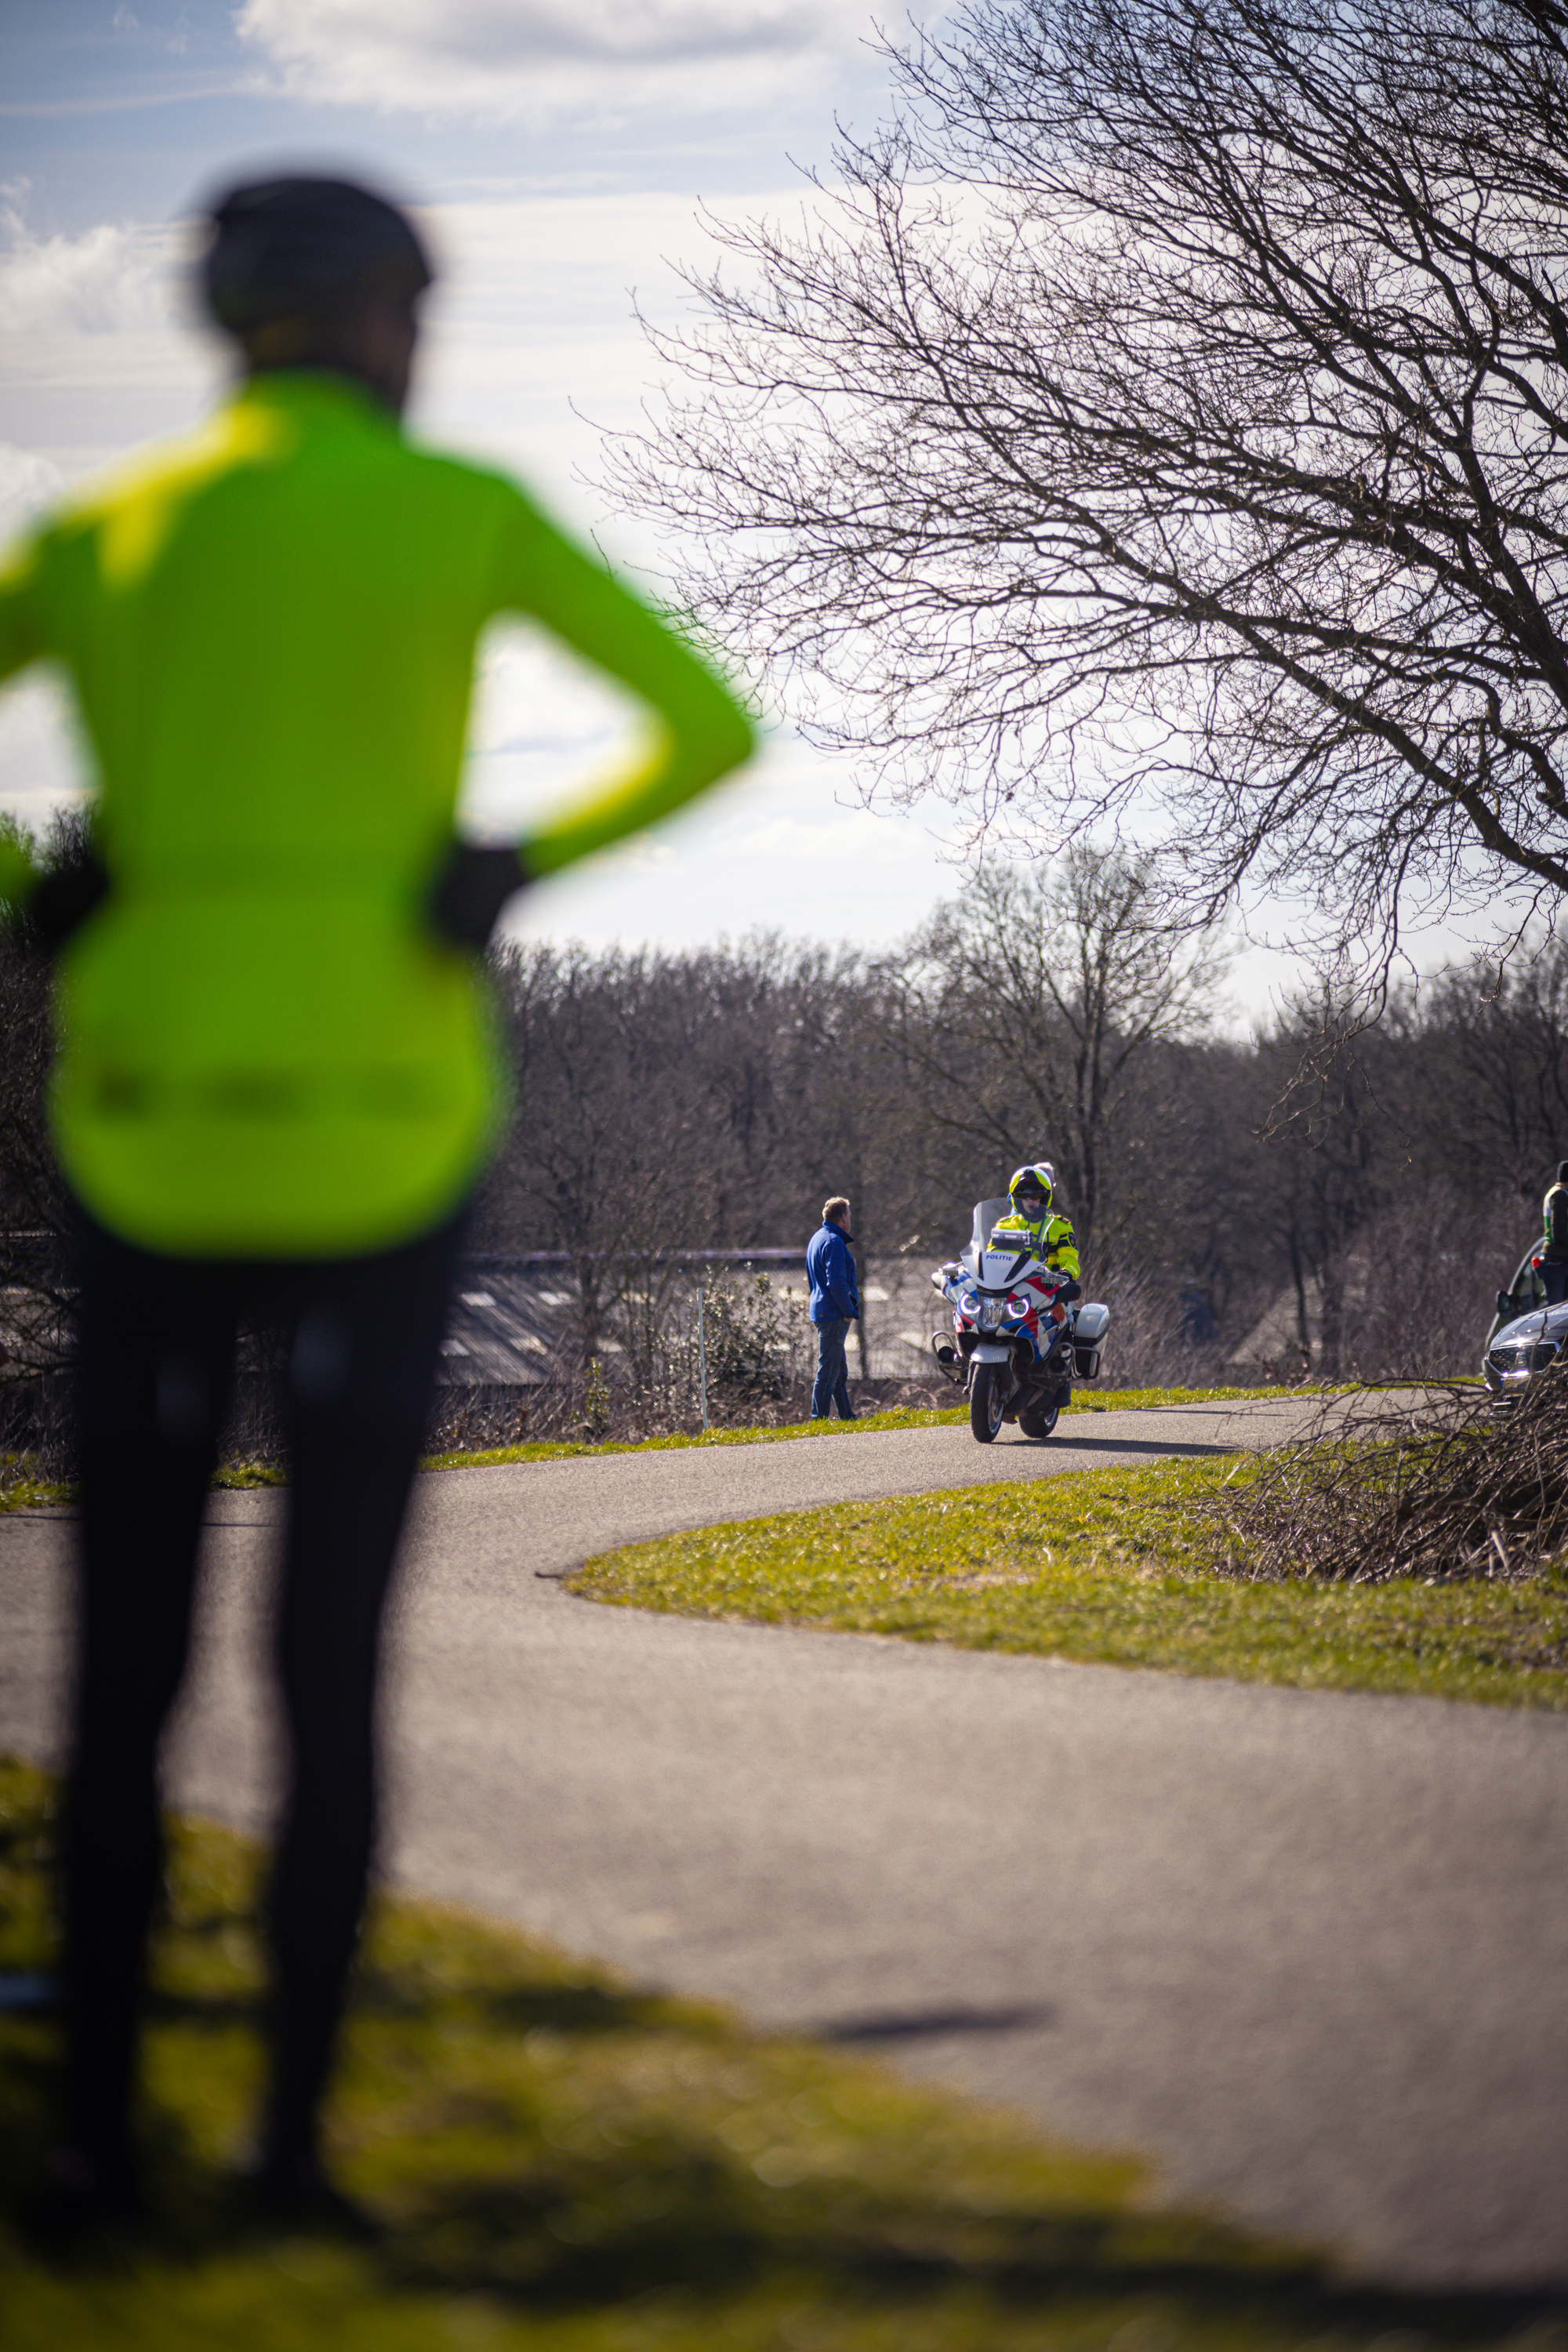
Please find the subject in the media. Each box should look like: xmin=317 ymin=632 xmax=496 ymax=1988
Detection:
xmin=806 ymin=1196 xmax=860 ymax=1420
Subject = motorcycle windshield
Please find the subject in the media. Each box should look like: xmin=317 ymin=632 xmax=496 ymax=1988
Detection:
xmin=961 ymin=1198 xmax=1043 ymax=1287
xmin=968 ymin=1198 xmax=1011 ymax=1254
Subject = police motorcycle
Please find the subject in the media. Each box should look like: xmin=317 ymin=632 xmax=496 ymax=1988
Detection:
xmin=929 ymin=1197 xmax=1112 ymax=1443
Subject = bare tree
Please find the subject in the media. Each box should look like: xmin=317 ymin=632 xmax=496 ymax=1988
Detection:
xmin=607 ymin=0 xmax=1568 ymax=975
xmin=1250 ymin=1000 xmax=1393 ymax=1373
xmin=477 ymin=933 xmax=890 ymax=1365
xmin=1391 ymin=931 xmax=1568 ymax=1196
xmin=0 ymin=848 xmax=64 ymax=1261
xmin=0 ymin=808 xmax=93 ymax=1410
xmin=477 ymin=942 xmax=716 ymax=1362
xmin=880 ymin=844 xmax=1223 ymax=1245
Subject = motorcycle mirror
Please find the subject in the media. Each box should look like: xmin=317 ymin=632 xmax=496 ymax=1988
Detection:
xmin=930 ymin=1269 xmax=948 ymax=1294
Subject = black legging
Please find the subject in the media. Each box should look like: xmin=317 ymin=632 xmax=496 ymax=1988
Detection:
xmin=62 ymin=1200 xmax=466 ymax=2177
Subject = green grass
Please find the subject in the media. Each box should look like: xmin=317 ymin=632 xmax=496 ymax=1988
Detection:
xmin=571 ymin=1454 xmax=1568 ymax=1711
xmin=0 ymin=1475 xmax=71 ymax=1511
xmin=0 ymin=1759 xmax=1552 ymax=2350
xmin=419 ymin=1403 xmax=971 ymax=1470
xmin=0 ymin=1457 xmax=289 ymax=1515
xmin=212 ymin=1461 xmax=290 ymax=1490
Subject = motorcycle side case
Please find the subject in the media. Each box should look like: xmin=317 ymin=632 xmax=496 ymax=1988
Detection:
xmin=1073 ymin=1301 xmax=1109 ymax=1381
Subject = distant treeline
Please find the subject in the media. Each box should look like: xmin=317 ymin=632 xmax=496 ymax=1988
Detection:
xmin=472 ymin=850 xmax=1568 ymax=1382
xmin=0 ymin=833 xmax=1562 ymax=1387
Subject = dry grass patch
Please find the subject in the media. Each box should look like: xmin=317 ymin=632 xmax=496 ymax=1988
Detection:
xmin=1214 ymin=1376 xmax=1568 ymax=1585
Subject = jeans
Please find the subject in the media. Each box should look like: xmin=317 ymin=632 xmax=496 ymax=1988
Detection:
xmin=811 ymin=1317 xmax=856 ymax=1419
xmin=61 ymin=1196 xmax=467 ymax=2177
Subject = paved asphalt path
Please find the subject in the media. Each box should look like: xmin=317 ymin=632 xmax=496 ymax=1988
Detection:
xmin=2 ymin=1397 xmax=1565 ymax=2292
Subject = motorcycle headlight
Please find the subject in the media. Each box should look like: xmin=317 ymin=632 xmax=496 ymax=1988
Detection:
xmin=1007 ymin=1292 xmax=1033 ymax=1319
xmin=960 ymin=1292 xmax=982 ymax=1320
xmin=978 ymin=1298 xmax=1007 ymax=1330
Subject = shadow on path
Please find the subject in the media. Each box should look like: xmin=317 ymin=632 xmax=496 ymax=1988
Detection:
xmin=1018 ymin=1434 xmax=1242 ymax=1458
xmin=815 ymin=2001 xmax=1058 ymax=2043
xmin=2 ymin=1762 xmax=1566 ymax=2349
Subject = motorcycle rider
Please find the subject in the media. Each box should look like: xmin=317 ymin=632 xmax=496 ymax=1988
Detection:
xmin=989 ymin=1163 xmax=1080 ymax=1283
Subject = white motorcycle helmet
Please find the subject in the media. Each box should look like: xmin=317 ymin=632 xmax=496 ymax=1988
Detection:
xmin=1009 ymin=1163 xmax=1057 ymax=1217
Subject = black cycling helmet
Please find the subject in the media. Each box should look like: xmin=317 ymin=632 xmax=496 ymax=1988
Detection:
xmin=198 ymin=174 xmax=433 ymax=350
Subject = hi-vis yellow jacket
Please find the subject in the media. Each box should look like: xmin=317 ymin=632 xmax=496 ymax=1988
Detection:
xmin=1544 ymin=1178 xmax=1568 ymax=1256
xmin=0 ymin=372 xmax=754 ymax=1257
xmin=988 ymin=1209 xmax=1081 ymax=1282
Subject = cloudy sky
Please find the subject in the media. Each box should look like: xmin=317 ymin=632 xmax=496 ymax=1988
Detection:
xmin=0 ymin=0 xmax=1412 ymax=1011
xmin=0 ymin=0 xmax=987 ymax=958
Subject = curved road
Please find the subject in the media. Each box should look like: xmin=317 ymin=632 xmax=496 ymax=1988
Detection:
xmin=1 ymin=1397 xmax=1564 ymax=2290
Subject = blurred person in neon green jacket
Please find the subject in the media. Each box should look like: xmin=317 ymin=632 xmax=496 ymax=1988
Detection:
xmin=0 ymin=174 xmax=754 ymax=2234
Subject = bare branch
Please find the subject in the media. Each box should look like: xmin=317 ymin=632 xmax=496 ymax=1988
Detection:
xmin=602 ymin=0 xmax=1568 ymax=970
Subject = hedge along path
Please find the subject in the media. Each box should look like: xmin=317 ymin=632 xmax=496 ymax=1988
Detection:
xmin=570 ymin=1452 xmax=1568 ymax=1711
xmin=417 ymin=1386 xmax=1298 ymax=1472
xmin=0 ymin=1385 xmax=1311 ymax=1508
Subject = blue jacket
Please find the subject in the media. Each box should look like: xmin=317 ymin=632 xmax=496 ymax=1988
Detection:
xmin=806 ymin=1218 xmax=860 ymax=1324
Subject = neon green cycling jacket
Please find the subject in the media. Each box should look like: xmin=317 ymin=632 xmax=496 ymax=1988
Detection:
xmin=0 ymin=372 xmax=755 ymax=1257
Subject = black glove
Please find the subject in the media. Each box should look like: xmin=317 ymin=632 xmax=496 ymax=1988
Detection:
xmin=426 ymin=841 xmax=530 ymax=951
xmin=26 ymin=844 xmax=111 ymax=953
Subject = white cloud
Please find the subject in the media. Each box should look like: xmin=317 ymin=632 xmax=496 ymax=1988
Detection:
xmin=0 ymin=441 xmax=66 ymax=540
xmin=0 ymin=176 xmax=959 ymax=941
xmin=730 ymin=805 xmax=939 ymax=866
xmin=0 ymin=189 xmax=220 ymax=472
xmin=0 ymin=674 xmax=93 ymax=825
xmin=0 ymin=443 xmax=92 ymax=823
xmin=0 ymin=187 xmax=180 ymax=338
xmin=236 ymin=0 xmax=866 ymax=124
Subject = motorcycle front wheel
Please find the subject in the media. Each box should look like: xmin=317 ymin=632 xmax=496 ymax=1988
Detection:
xmin=1018 ymin=1396 xmax=1059 ymax=1439
xmin=969 ymin=1362 xmax=1007 ymax=1443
